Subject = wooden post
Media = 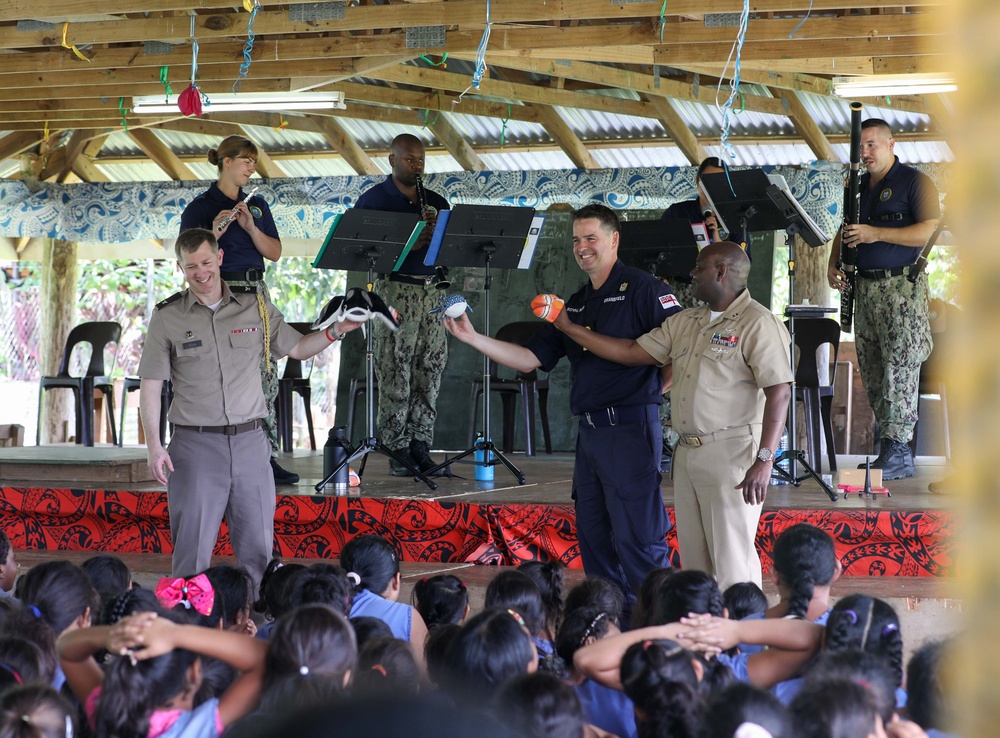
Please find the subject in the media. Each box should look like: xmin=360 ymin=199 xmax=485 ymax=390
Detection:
xmin=39 ymin=238 xmax=78 ymax=444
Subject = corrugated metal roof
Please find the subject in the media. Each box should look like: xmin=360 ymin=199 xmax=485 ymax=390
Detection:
xmin=0 ymin=87 xmax=952 ymax=189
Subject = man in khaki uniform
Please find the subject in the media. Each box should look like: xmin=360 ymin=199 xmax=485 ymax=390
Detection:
xmin=554 ymin=241 xmax=791 ymax=588
xmin=138 ymin=228 xmax=360 ymax=586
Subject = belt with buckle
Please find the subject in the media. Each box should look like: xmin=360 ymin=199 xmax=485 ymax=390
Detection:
xmin=856 ymin=266 xmax=908 ymax=281
xmin=174 ymin=419 xmax=263 ymax=436
xmin=580 ymin=405 xmax=653 ymax=429
xmin=387 ymin=273 xmax=434 ymax=286
xmin=676 ymin=425 xmax=756 ymax=448
xmin=221 ymin=269 xmax=265 ymax=282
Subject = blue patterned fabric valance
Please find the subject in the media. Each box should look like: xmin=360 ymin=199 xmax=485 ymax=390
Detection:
xmin=0 ymin=163 xmax=948 ymax=244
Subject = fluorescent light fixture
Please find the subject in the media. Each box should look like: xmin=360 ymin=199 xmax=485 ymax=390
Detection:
xmin=132 ymin=91 xmax=346 ymax=114
xmin=832 ymin=74 xmax=957 ymax=97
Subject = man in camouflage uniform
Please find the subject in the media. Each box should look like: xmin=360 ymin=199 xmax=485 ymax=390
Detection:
xmin=828 ymin=118 xmax=940 ymax=479
xmin=356 ymin=134 xmax=451 ymax=475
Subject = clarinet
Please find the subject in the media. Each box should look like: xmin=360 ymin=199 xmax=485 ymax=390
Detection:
xmin=838 ymin=102 xmax=864 ymax=333
xmin=414 ymin=173 xmax=436 ymax=223
xmin=415 ymin=174 xmax=450 ymax=289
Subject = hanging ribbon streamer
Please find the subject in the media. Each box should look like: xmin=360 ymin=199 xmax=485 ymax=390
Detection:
xmin=454 ymin=0 xmax=492 ymax=104
xmin=788 ymin=0 xmax=814 ymax=39
xmin=61 ymin=23 xmax=92 ymax=63
xmin=422 ymin=91 xmax=442 ymax=128
xmin=499 ymin=104 xmax=511 ymax=150
xmin=159 ymin=66 xmax=173 ymax=101
xmin=274 ymin=118 xmax=288 ymax=131
xmin=716 ymin=0 xmax=750 ymax=180
xmin=118 ymin=97 xmax=129 ymax=133
xmin=233 ymin=0 xmax=262 ymax=93
xmin=658 ymin=0 xmax=669 ymax=44
xmin=419 ymin=53 xmax=448 ymax=68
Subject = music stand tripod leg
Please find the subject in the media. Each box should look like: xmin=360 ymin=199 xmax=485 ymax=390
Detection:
xmin=313 ymin=264 xmax=438 ymax=492
xmin=421 ymin=252 xmax=526 ymax=484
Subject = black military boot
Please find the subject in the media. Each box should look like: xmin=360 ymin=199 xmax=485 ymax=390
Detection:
xmin=270 ymin=457 xmax=300 ymax=485
xmin=409 ymin=440 xmax=438 ymax=475
xmin=388 ymin=447 xmax=419 ymax=477
xmin=860 ymin=439 xmax=915 ymax=480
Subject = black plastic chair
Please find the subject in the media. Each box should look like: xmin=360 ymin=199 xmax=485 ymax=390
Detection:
xmin=37 ymin=321 xmax=121 ymax=446
xmin=276 ymin=322 xmax=316 ymax=451
xmin=786 ymin=317 xmax=840 ymax=472
xmin=119 ymin=377 xmax=173 ymax=447
xmin=469 ymin=321 xmax=552 ymax=456
xmin=910 ymin=300 xmax=957 ymax=460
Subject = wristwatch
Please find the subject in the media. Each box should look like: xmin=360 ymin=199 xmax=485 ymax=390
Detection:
xmin=756 ymin=447 xmax=774 ymax=463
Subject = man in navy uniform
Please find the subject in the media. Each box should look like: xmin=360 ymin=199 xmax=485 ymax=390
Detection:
xmin=827 ymin=118 xmax=940 ymax=480
xmin=355 ymin=133 xmax=451 ymax=476
xmin=444 ymin=204 xmax=681 ymax=607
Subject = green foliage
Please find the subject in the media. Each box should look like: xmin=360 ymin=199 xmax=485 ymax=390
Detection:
xmin=0 ymin=257 xmax=347 ymax=381
xmin=263 ymin=257 xmax=346 ymax=321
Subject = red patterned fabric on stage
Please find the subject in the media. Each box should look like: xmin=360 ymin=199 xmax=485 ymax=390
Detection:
xmin=0 ymin=486 xmax=957 ymax=577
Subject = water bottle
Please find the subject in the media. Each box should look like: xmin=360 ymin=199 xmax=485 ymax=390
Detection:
xmin=474 ymin=433 xmax=494 ymax=481
xmin=323 ymin=426 xmax=350 ymax=493
xmin=771 ymin=428 xmax=790 ymax=486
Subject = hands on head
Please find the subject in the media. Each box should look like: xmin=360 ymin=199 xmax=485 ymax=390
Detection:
xmin=106 ymin=612 xmax=174 ymax=663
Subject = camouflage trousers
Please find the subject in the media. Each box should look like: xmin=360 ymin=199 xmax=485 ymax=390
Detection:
xmin=854 ymin=272 xmax=932 ymax=444
xmin=372 ymin=278 xmax=448 ymax=450
xmin=224 ymin=278 xmax=279 ymax=453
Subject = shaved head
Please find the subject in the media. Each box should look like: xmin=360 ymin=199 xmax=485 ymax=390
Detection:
xmin=705 ymin=241 xmax=751 ymax=285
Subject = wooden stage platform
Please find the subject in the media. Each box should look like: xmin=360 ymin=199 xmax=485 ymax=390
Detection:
xmin=0 ymin=445 xmax=963 ymax=662
xmin=0 ymin=445 xmax=959 ymax=580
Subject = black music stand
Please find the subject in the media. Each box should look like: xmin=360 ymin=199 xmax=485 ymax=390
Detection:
xmin=422 ymin=204 xmax=538 ymax=484
xmin=618 ymin=219 xmax=700 ymax=279
xmin=702 ymin=169 xmax=838 ymax=501
xmin=312 ymin=209 xmax=438 ymax=491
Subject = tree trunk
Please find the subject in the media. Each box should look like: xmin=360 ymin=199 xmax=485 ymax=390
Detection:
xmin=39 ymin=239 xmax=78 ymax=444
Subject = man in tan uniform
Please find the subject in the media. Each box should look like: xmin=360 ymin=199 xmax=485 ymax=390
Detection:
xmin=138 ymin=228 xmax=360 ymax=586
xmin=553 ymin=241 xmax=791 ymax=588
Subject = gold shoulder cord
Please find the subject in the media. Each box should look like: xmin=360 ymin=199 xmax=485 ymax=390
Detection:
xmin=256 ymin=291 xmax=272 ymax=371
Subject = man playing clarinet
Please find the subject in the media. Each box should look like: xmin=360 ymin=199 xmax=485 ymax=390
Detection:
xmin=355 ymin=134 xmax=451 ymax=476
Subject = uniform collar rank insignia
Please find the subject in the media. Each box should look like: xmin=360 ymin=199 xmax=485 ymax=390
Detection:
xmin=185 ymin=331 xmax=193 ymax=339
xmin=619 ymin=282 xmax=628 ymax=292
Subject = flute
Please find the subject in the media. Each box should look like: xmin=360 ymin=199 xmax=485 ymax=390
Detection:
xmin=216 ymin=185 xmax=260 ymax=233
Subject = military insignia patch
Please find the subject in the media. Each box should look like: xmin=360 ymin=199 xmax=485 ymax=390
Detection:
xmin=249 ymin=205 xmax=263 ymax=219
xmin=879 ymin=188 xmax=892 ymax=202
xmin=619 ymin=282 xmax=628 ymax=292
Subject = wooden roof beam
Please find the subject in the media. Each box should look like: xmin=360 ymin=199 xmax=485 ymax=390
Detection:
xmin=653 ymin=33 xmax=944 ymax=67
xmin=310 ymin=117 xmax=381 ymax=176
xmin=0 ymin=131 xmax=40 ymax=162
xmin=778 ymin=89 xmax=839 ymax=162
xmin=238 ymin=125 xmax=286 ymax=179
xmin=426 ymin=113 xmax=486 ymax=172
xmin=646 ymin=97 xmax=707 ymax=166
xmin=0 ymin=0 xmax=945 ymax=29
xmin=532 ymin=106 xmax=599 ymax=170
xmin=128 ymin=128 xmax=198 ymax=181
xmin=371 ymin=65 xmax=654 ymax=119
xmin=479 ymin=55 xmax=788 ymax=117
